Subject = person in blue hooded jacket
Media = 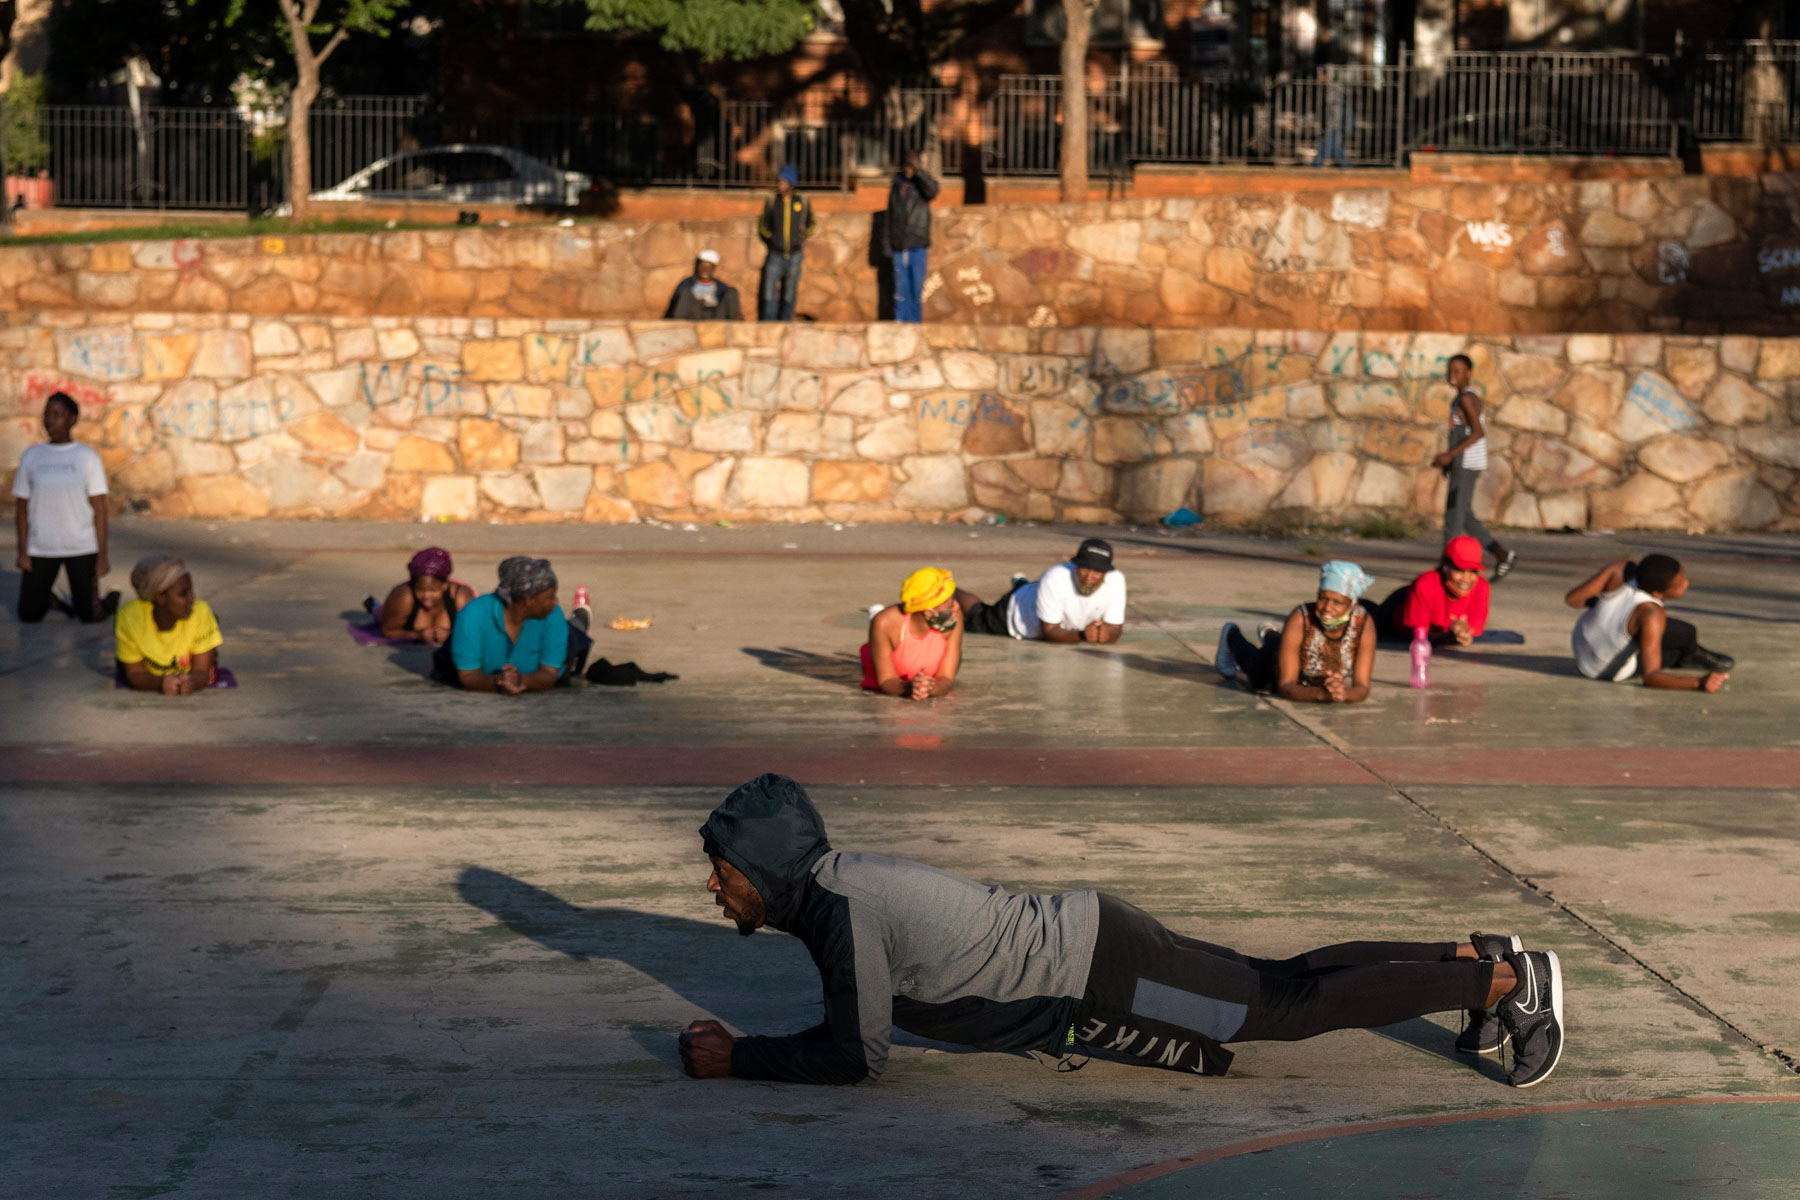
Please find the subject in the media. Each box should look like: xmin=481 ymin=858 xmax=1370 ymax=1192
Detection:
xmin=677 ymin=775 xmax=1568 ymax=1090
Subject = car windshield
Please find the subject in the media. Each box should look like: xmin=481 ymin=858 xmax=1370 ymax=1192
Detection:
xmin=355 ymin=150 xmax=517 ymax=192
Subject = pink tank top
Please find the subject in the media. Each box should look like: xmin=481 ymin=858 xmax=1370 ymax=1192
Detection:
xmin=860 ymin=610 xmax=948 ymax=689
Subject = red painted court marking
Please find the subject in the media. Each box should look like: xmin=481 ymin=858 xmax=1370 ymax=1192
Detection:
xmin=3 ymin=745 xmax=1797 ymax=789
xmin=0 ymin=745 xmax=1378 ymax=788
xmin=1359 ymin=747 xmax=1800 ymax=790
xmin=1053 ymin=1095 xmax=1800 ymax=1200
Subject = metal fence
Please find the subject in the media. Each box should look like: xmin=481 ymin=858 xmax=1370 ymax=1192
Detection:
xmin=13 ymin=96 xmax=434 ymax=212
xmin=985 ymin=50 xmax=1681 ymax=174
xmin=517 ymin=88 xmax=960 ymax=189
xmin=5 ymin=46 xmax=1794 ymax=209
xmin=1408 ymin=51 xmax=1678 ymax=157
xmin=1692 ymin=41 xmax=1800 ymax=144
xmin=986 ymin=66 xmax=1407 ymax=175
xmin=32 ymin=105 xmax=255 ymax=210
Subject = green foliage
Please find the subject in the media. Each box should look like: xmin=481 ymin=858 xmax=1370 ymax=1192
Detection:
xmin=578 ymin=0 xmax=818 ymax=62
xmin=2 ymin=74 xmax=50 ymax=174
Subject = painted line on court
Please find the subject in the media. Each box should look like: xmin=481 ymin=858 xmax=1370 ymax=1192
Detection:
xmin=1358 ymin=747 xmax=1800 ymax=790
xmin=1054 ymin=1095 xmax=1800 ymax=1200
xmin=0 ymin=745 xmax=1380 ymax=788
xmin=3 ymin=744 xmax=1797 ymax=788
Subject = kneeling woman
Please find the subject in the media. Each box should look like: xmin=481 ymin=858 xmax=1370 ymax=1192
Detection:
xmin=380 ymin=547 xmax=474 ymax=644
xmin=1215 ymin=561 xmax=1376 ymax=703
xmin=116 ymin=554 xmax=223 ymax=696
xmin=862 ymin=567 xmax=962 ymax=701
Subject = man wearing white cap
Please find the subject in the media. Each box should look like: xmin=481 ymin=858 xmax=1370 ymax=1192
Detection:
xmin=665 ymin=249 xmax=743 ymax=321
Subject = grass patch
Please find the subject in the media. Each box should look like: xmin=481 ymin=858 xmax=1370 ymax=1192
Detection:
xmin=0 ymin=215 xmax=561 ymax=246
xmin=1225 ymin=511 xmax=1427 ymax=541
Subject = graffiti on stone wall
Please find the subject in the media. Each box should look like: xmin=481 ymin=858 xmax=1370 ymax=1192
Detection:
xmin=155 ymin=383 xmax=306 ymax=442
xmin=1658 ymin=242 xmax=1690 ymax=286
xmin=1627 ymin=372 xmax=1698 ymax=432
xmin=23 ymin=374 xmax=109 ymax=416
xmin=1465 ymin=221 xmax=1513 ymax=250
xmin=57 ymin=330 xmax=139 ymax=380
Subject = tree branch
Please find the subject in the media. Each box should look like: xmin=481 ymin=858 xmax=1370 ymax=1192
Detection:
xmin=313 ymin=25 xmax=350 ymax=68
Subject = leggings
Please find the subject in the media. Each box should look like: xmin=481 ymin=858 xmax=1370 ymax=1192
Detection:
xmin=1593 ymin=613 xmax=1699 ymax=676
xmin=17 ymin=553 xmax=102 ymax=623
xmin=1073 ymin=895 xmax=1493 ymax=1076
xmin=1443 ymin=466 xmax=1500 ymax=556
xmin=1225 ymin=624 xmax=1282 ymax=692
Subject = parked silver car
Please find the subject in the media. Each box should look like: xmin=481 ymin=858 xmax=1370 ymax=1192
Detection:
xmin=311 ymin=144 xmax=592 ymax=207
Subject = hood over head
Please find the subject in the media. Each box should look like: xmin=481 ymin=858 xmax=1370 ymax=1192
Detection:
xmin=699 ymin=773 xmax=830 ymax=931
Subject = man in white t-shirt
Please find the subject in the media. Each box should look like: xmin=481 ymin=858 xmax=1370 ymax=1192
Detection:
xmin=12 ymin=391 xmax=117 ymax=623
xmin=955 ymin=538 xmax=1126 ymax=644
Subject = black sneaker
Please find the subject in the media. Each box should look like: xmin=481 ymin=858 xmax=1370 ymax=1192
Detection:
xmin=1453 ymin=931 xmax=1520 ymax=1055
xmin=100 ymin=590 xmax=121 ymax=618
xmin=1493 ymin=549 xmax=1518 ymax=581
xmin=1497 ymin=949 xmax=1564 ymax=1088
xmin=1688 ymin=645 xmax=1734 ymax=673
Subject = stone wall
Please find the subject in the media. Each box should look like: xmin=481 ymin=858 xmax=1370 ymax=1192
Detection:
xmin=4 ymin=313 xmax=1798 ymax=531
xmin=5 ymin=176 xmax=1800 ymax=335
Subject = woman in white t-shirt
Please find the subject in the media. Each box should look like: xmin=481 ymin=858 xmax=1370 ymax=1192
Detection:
xmin=11 ymin=392 xmax=117 ymax=623
xmin=955 ymin=538 xmax=1126 ymax=644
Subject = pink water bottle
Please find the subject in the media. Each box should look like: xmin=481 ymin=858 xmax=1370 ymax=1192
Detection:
xmin=1409 ymin=627 xmax=1431 ymax=689
xmin=573 ymin=585 xmax=590 ymax=608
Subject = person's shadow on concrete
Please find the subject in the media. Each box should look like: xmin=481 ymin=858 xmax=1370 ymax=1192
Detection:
xmin=455 ymin=866 xmax=811 ymax=1038
xmin=1080 ymin=647 xmax=1223 ymax=685
xmin=741 ymin=646 xmax=864 ymax=690
xmin=1369 ymin=1017 xmax=1509 ymax=1081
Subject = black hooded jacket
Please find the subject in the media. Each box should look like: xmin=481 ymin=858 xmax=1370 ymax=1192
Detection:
xmin=699 ymin=774 xmax=1098 ymax=1084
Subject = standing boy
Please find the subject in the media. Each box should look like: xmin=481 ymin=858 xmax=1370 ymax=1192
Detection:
xmin=12 ymin=391 xmax=117 ymax=623
xmin=759 ymin=164 xmax=815 ymax=322
xmin=883 ymin=150 xmax=937 ymax=323
xmin=1429 ymin=354 xmax=1516 ymax=579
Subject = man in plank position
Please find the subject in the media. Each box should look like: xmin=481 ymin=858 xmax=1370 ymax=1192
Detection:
xmin=678 ymin=775 xmax=1564 ymax=1089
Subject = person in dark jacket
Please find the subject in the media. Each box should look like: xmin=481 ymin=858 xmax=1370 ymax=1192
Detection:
xmin=758 ymin=164 xmax=815 ymax=322
xmin=677 ymin=774 xmax=1567 ymax=1089
xmin=664 ymin=249 xmax=743 ymax=321
xmin=882 ymin=150 xmax=937 ymax=323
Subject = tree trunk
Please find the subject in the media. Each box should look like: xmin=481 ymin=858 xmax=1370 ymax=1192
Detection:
xmin=279 ymin=0 xmax=347 ymax=221
xmin=287 ymin=72 xmax=318 ymax=221
xmin=1058 ymin=0 xmax=1094 ymax=203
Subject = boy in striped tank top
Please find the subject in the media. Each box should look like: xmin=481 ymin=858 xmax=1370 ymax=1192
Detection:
xmin=1431 ymin=354 xmax=1517 ymax=580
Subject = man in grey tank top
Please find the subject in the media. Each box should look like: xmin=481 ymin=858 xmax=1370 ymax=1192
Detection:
xmin=1431 ymin=354 xmax=1517 ymax=580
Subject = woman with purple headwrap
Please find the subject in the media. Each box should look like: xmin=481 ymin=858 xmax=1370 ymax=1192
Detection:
xmin=379 ymin=547 xmax=475 ymax=645
xmin=1214 ymin=560 xmax=1377 ymax=703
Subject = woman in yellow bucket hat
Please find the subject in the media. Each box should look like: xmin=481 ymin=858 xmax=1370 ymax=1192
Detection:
xmin=861 ymin=567 xmax=963 ymax=700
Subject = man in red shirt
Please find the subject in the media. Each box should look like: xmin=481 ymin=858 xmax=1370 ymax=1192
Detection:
xmin=1365 ymin=535 xmax=1490 ymax=646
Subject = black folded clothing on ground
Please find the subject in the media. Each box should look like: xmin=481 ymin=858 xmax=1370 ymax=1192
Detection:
xmin=585 ymin=658 xmax=679 ymax=686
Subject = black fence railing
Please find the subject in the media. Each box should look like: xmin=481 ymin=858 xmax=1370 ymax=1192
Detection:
xmin=517 ymin=88 xmax=960 ymax=189
xmin=1692 ymin=41 xmax=1800 ymax=144
xmin=7 ymin=96 xmax=435 ymax=213
xmin=2 ymin=46 xmax=1793 ymax=212
xmin=985 ymin=50 xmax=1684 ymax=175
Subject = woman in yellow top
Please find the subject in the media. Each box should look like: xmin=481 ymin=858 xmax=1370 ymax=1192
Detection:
xmin=115 ymin=554 xmax=223 ymax=696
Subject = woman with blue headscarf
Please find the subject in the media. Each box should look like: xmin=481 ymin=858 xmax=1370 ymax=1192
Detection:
xmin=1215 ymin=560 xmax=1377 ymax=703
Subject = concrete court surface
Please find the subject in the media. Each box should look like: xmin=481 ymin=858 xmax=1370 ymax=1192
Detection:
xmin=1 ymin=517 xmax=1797 ymax=1198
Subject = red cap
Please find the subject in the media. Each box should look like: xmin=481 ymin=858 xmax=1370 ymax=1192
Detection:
xmin=1445 ymin=536 xmax=1483 ymax=571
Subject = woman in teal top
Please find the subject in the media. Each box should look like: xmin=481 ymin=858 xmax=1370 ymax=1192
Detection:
xmin=433 ymin=556 xmax=591 ymax=693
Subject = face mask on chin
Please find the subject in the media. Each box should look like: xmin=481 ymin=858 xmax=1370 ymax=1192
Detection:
xmin=1318 ymin=612 xmax=1350 ymax=629
xmin=924 ymin=609 xmax=957 ymax=633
